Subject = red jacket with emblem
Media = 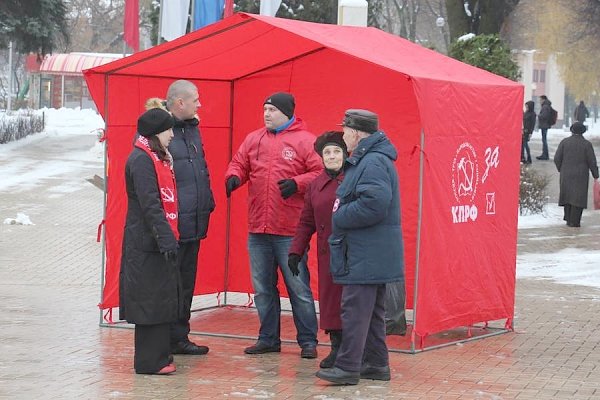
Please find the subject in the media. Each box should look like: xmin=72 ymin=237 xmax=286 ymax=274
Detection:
xmin=225 ymin=117 xmax=322 ymax=236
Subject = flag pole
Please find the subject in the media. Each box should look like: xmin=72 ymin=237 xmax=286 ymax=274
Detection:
xmin=190 ymin=0 xmax=196 ymax=31
xmin=158 ymin=0 xmax=163 ymax=44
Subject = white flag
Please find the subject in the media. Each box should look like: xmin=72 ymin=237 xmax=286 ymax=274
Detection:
xmin=160 ymin=0 xmax=191 ymax=41
xmin=259 ymin=0 xmax=282 ymax=17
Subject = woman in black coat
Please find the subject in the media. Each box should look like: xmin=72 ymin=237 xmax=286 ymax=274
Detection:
xmin=554 ymin=122 xmax=599 ymax=227
xmin=119 ymin=108 xmax=181 ymax=375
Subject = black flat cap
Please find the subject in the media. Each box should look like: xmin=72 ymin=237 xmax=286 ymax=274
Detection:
xmin=340 ymin=109 xmax=379 ymax=133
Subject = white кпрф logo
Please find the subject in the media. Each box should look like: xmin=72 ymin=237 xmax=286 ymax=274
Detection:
xmin=451 ymin=142 xmax=479 ymax=223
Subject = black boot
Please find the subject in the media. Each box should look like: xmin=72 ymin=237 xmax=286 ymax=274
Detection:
xmin=319 ymin=330 xmax=342 ymax=368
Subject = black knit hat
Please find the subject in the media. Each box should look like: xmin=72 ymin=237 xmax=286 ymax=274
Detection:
xmin=340 ymin=109 xmax=379 ymax=133
xmin=570 ymin=121 xmax=587 ymax=135
xmin=137 ymin=108 xmax=174 ymax=137
xmin=314 ymin=131 xmax=348 ymax=156
xmin=264 ymin=92 xmax=295 ymax=119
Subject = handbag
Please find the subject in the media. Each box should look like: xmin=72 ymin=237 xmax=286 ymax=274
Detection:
xmin=593 ymin=180 xmax=600 ymax=210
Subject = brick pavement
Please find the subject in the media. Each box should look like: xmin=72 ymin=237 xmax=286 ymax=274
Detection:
xmin=1 ymin=131 xmax=600 ymax=399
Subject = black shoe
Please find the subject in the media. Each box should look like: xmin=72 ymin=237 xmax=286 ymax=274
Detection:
xmin=244 ymin=342 xmax=281 ymax=355
xmin=168 ymin=354 xmax=174 ymax=364
xmin=300 ymin=345 xmax=318 ymax=359
xmin=360 ymin=363 xmax=391 ymax=381
xmin=316 ymin=366 xmax=359 ymax=385
xmin=536 ymin=155 xmax=549 ymax=160
xmin=171 ymin=340 xmax=209 ymax=355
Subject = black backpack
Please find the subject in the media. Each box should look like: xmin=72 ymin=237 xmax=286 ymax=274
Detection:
xmin=550 ymin=107 xmax=558 ymax=126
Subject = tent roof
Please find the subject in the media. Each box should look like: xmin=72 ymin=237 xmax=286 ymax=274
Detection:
xmin=40 ymin=53 xmax=122 ymax=76
xmin=85 ymin=13 xmax=519 ymax=87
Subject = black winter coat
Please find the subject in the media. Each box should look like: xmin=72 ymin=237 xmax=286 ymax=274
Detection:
xmin=119 ymin=147 xmax=182 ymax=325
xmin=169 ymin=118 xmax=215 ymax=242
xmin=554 ymin=134 xmax=599 ymax=209
xmin=538 ymin=100 xmax=553 ymax=129
xmin=523 ymin=101 xmax=536 ymax=137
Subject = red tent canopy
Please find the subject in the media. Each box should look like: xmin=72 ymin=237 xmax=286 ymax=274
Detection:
xmin=85 ymin=13 xmax=523 ymax=343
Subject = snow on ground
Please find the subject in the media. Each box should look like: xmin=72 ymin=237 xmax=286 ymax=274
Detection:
xmin=517 ymin=248 xmax=600 ymax=289
xmin=0 ymin=108 xmax=105 ymax=192
xmin=1 ymin=108 xmax=600 ymax=290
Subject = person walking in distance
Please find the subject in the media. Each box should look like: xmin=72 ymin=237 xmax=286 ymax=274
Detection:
xmin=554 ymin=122 xmax=599 ymax=227
xmin=536 ymin=95 xmax=553 ymax=160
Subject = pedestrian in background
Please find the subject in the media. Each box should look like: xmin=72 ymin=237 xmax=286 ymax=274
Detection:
xmin=554 ymin=122 xmax=599 ymax=227
xmin=288 ymin=131 xmax=346 ymax=369
xmin=225 ymin=92 xmax=322 ymax=358
xmin=119 ymin=108 xmax=179 ymax=375
xmin=537 ymin=95 xmax=553 ymax=160
xmin=522 ymin=101 xmax=536 ymax=164
xmin=574 ymin=100 xmax=589 ymax=123
xmin=316 ymin=109 xmax=404 ymax=385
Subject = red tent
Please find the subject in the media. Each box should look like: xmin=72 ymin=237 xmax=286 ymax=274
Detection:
xmin=85 ymin=13 xmax=523 ymax=349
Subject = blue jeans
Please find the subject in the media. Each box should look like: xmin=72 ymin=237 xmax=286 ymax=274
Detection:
xmin=247 ymin=233 xmax=318 ymax=348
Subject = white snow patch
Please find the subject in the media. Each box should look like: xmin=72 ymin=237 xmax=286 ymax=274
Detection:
xmin=458 ymin=33 xmax=475 ymax=42
xmin=518 ymin=248 xmax=600 ymax=289
xmin=3 ymin=212 xmax=34 ymax=225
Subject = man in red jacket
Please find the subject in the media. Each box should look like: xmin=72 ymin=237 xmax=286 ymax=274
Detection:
xmin=225 ymin=92 xmax=321 ymax=358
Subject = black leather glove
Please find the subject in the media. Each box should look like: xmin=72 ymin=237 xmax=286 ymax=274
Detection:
xmin=277 ymin=179 xmax=298 ymax=199
xmin=163 ymin=249 xmax=178 ymax=266
xmin=225 ymin=176 xmax=241 ymax=198
xmin=288 ymin=253 xmax=302 ymax=276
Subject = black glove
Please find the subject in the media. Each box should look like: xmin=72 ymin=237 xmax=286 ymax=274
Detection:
xmin=163 ymin=249 xmax=178 ymax=266
xmin=288 ymin=253 xmax=302 ymax=276
xmin=277 ymin=179 xmax=298 ymax=199
xmin=225 ymin=176 xmax=241 ymax=198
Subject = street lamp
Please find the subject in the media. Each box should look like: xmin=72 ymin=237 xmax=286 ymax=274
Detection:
xmin=436 ymin=17 xmax=448 ymax=53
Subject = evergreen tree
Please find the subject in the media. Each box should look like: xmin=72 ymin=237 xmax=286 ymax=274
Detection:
xmin=0 ymin=0 xmax=69 ymax=55
xmin=449 ymin=34 xmax=520 ymax=81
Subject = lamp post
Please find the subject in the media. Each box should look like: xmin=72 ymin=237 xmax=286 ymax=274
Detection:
xmin=436 ymin=16 xmax=448 ymax=53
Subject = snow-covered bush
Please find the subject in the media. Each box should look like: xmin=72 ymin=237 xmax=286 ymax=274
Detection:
xmin=0 ymin=110 xmax=45 ymax=144
xmin=519 ymin=165 xmax=549 ymax=215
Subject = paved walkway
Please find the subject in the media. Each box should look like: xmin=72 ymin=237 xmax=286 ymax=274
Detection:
xmin=1 ymin=132 xmax=599 ymax=399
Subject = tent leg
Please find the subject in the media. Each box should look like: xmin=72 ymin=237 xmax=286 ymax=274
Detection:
xmin=411 ymin=129 xmax=425 ymax=354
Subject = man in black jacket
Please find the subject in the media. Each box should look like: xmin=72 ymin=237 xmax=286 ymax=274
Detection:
xmin=166 ymin=80 xmax=215 ymax=355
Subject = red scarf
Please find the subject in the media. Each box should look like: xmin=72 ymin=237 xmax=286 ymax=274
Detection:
xmin=134 ymin=136 xmax=179 ymax=240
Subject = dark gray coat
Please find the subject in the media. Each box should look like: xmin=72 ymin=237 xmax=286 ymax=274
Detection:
xmin=329 ymin=131 xmax=404 ymax=285
xmin=119 ymin=148 xmax=182 ymax=325
xmin=538 ymin=100 xmax=553 ymax=129
xmin=554 ymin=134 xmax=599 ymax=208
xmin=169 ymin=118 xmax=215 ymax=242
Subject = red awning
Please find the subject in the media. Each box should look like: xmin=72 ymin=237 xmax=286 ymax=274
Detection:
xmin=39 ymin=53 xmax=123 ymax=76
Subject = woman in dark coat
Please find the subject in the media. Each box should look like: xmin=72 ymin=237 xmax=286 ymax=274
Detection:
xmin=522 ymin=101 xmax=536 ymax=164
xmin=554 ymin=122 xmax=599 ymax=227
xmin=288 ymin=131 xmax=346 ymax=368
xmin=119 ymin=108 xmax=181 ymax=375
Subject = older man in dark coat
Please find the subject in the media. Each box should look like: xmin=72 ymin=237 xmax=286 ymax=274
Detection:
xmin=316 ymin=109 xmax=404 ymax=385
xmin=554 ymin=122 xmax=599 ymax=227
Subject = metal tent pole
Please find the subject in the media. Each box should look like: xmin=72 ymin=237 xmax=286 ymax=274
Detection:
xmin=411 ymin=128 xmax=425 ymax=353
